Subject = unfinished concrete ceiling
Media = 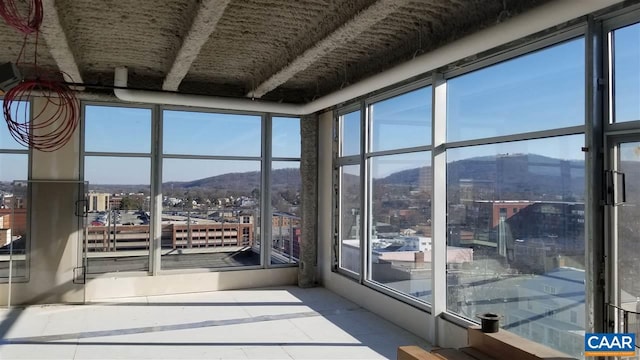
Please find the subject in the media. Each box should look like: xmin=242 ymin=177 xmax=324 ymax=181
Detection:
xmin=0 ymin=0 xmax=547 ymax=104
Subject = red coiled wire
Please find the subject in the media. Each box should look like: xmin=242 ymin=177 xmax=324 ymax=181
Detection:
xmin=0 ymin=0 xmax=43 ymax=35
xmin=1 ymin=0 xmax=80 ymax=152
xmin=3 ymin=72 xmax=79 ymax=152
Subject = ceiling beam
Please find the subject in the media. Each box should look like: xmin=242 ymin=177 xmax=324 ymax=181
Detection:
xmin=162 ymin=0 xmax=231 ymax=91
xmin=247 ymin=0 xmax=407 ymax=99
xmin=40 ymin=0 xmax=83 ymax=83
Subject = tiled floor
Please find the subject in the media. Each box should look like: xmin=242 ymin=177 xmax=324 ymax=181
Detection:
xmin=0 ymin=286 xmax=431 ymax=359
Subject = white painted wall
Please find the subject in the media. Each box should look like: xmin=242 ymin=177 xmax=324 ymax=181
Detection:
xmin=85 ymin=268 xmax=297 ymax=301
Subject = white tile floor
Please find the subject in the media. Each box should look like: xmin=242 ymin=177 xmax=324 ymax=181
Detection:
xmin=0 ymin=286 xmax=431 ymax=359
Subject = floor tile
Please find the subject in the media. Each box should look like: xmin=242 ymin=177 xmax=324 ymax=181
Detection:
xmin=0 ymin=287 xmax=430 ymax=360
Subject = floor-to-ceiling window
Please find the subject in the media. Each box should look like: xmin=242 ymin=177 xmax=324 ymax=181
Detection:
xmin=444 ymin=37 xmax=586 ymax=357
xmin=604 ymin=14 xmax=640 ymax=349
xmin=161 ymin=110 xmax=262 ymax=270
xmin=366 ymin=86 xmax=433 ymax=303
xmin=333 ymin=32 xmax=587 ymax=357
xmin=0 ymin=101 xmax=29 ymax=280
xmin=83 ymin=105 xmax=153 ymax=274
xmin=271 ymin=116 xmax=301 ymax=265
xmin=83 ymin=104 xmax=305 ymax=273
xmin=336 ymin=108 xmax=362 ymax=275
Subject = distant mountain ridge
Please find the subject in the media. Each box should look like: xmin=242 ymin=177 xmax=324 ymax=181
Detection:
xmin=164 ymin=167 xmax=300 ymax=191
xmin=379 ymin=153 xmax=586 ymax=199
xmin=94 ymin=154 xmax=589 ymax=197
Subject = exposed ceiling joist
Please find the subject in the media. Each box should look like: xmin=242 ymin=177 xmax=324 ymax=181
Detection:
xmin=40 ymin=0 xmax=83 ymax=84
xmin=247 ymin=0 xmax=408 ymax=99
xmin=162 ymin=0 xmax=231 ymax=91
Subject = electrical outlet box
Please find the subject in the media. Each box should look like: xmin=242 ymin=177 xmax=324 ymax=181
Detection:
xmin=0 ymin=62 xmax=22 ymax=92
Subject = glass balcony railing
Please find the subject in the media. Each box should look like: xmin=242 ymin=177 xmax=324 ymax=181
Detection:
xmin=271 ymin=212 xmax=300 ymax=264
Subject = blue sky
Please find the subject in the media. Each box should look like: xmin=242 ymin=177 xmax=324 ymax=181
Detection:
xmin=614 ymin=22 xmax=640 ymax=122
xmin=340 ymin=37 xmax=589 ymax=177
xmin=447 ymin=38 xmax=585 ymax=142
xmin=2 ymin=27 xmax=640 ymax=183
xmin=81 ymin=108 xmax=300 ymax=184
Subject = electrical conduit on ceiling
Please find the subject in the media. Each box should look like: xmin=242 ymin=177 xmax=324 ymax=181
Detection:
xmin=113 ymin=0 xmax=623 ymax=116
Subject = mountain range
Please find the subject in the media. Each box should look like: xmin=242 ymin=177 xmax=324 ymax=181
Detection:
xmin=91 ymin=154 xmax=591 ymax=198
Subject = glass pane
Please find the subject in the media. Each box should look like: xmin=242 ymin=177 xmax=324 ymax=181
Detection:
xmin=446 ymin=135 xmax=585 ymax=358
xmin=161 ymin=159 xmax=261 ymax=270
xmin=617 ymin=143 xmax=640 ymax=317
xmin=163 ymin=110 xmax=261 ymax=157
xmin=272 ymin=117 xmax=300 ymax=158
xmin=613 ymin=23 xmax=640 ymax=123
xmin=370 ymin=87 xmax=432 ymax=152
xmin=85 ymin=106 xmax=151 ymax=153
xmin=447 ymin=38 xmax=585 ymax=141
xmin=340 ymin=111 xmax=360 ymax=157
xmin=271 ymin=161 xmax=300 ymax=265
xmin=84 ymin=156 xmax=151 ymax=274
xmin=369 ymin=152 xmax=432 ymax=302
xmin=339 ymin=164 xmax=360 ymax=274
xmin=0 ymin=101 xmax=30 ymax=150
xmin=0 ymin=154 xmax=28 ymax=279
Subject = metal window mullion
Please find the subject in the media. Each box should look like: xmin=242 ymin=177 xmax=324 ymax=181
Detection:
xmin=430 ymin=72 xmax=447 ymax=347
xmin=161 ymin=154 xmax=261 ymax=161
xmin=161 ymin=104 xmax=265 ymax=117
xmin=607 ymin=29 xmax=616 ymax=129
xmin=77 ymin=101 xmax=86 ymax=288
xmin=365 ymin=145 xmax=433 ymax=158
xmin=360 ymin=101 xmax=368 ymax=283
xmin=24 ymin=101 xmax=33 ymax=283
xmin=333 ymin=113 xmax=339 ymax=271
xmin=444 ymin=126 xmax=586 ymax=150
xmin=365 ymin=78 xmax=432 ymax=106
xmin=151 ymin=105 xmax=162 ymax=276
xmin=262 ymin=114 xmax=272 ymax=268
xmin=336 ymin=103 xmax=361 ymax=117
xmin=584 ymin=16 xmax=605 ymax=335
xmin=83 ymin=101 xmax=154 ymax=112
xmin=602 ymin=16 xmax=617 ymax=329
xmin=272 ymin=157 xmax=301 ymax=162
xmin=609 ymin=142 xmax=620 ymax=313
xmin=336 ymin=155 xmax=359 ymax=166
xmin=600 ymin=4 xmax=640 ymax=32
xmin=0 ymin=149 xmax=29 ymax=155
xmin=84 ymin=152 xmax=151 ymax=158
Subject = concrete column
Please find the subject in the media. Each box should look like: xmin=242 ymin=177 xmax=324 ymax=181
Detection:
xmin=317 ymin=111 xmax=334 ymax=284
xmin=0 ymin=96 xmax=83 ymax=305
xmin=299 ymin=114 xmax=319 ymax=287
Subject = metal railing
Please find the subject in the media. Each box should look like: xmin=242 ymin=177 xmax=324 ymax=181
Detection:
xmin=607 ymin=302 xmax=640 ymax=349
xmin=271 ymin=212 xmax=300 ymax=263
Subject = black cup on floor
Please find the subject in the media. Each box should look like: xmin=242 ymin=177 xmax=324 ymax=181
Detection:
xmin=477 ymin=313 xmax=501 ymax=333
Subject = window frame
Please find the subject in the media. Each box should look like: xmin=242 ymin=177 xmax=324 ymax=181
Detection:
xmin=0 ymin=98 xmax=32 ymax=283
xmin=81 ymin=102 xmax=155 ymax=277
xmin=333 ymin=20 xmax=593 ymax=348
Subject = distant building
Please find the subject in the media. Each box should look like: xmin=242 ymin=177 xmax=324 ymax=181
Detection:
xmin=503 ymin=267 xmax=586 ymax=357
xmin=272 ymin=212 xmax=299 ymax=227
xmin=0 ymin=214 xmax=11 ymax=246
xmin=109 ymin=196 xmax=122 ymax=210
xmin=0 ymin=208 xmax=27 ymax=237
xmin=88 ymin=192 xmax=110 ymax=212
xmin=272 ymin=212 xmax=301 ymax=260
xmin=1 ymin=194 xmax=26 ymax=209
